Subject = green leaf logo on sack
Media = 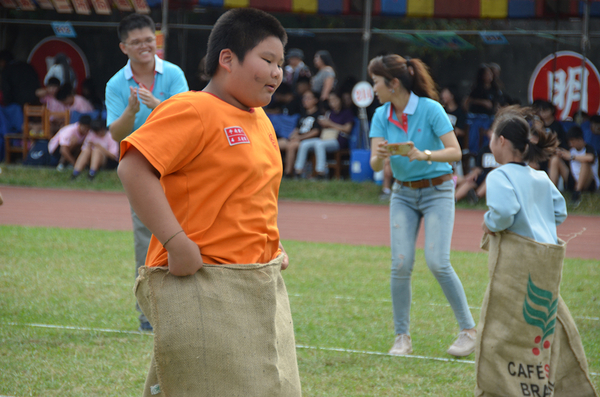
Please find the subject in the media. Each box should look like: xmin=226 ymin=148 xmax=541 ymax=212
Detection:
xmin=522 ymin=275 xmax=558 ymax=356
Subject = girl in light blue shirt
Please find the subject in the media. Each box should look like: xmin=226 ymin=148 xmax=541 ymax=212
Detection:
xmin=482 ymin=107 xmax=567 ymax=244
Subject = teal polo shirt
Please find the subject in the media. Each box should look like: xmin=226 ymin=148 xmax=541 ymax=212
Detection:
xmin=369 ymin=92 xmax=454 ymax=182
xmin=105 ymin=55 xmax=189 ymax=133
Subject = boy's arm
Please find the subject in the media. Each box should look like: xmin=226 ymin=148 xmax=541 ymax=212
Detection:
xmin=118 ymin=146 xmax=203 ymax=276
xmin=108 ymin=87 xmax=140 ymax=142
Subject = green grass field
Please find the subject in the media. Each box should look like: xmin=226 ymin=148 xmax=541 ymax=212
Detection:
xmin=1 ymin=226 xmax=598 ymax=396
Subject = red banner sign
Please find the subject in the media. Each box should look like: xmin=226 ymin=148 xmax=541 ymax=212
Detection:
xmin=131 ymin=0 xmax=149 ymax=13
xmin=71 ymin=0 xmax=91 ymax=14
xmin=90 ymin=0 xmax=110 ymax=14
xmin=36 ymin=0 xmax=55 ymax=9
xmin=15 ymin=0 xmax=36 ymax=10
xmin=529 ymin=51 xmax=600 ymax=120
xmin=0 ymin=0 xmax=17 ymax=8
xmin=112 ymin=0 xmax=132 ymax=11
xmin=51 ymin=0 xmax=73 ymax=12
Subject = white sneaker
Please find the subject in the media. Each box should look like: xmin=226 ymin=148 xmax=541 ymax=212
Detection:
xmin=389 ymin=334 xmax=413 ymax=355
xmin=56 ymin=163 xmax=65 ymax=172
xmin=447 ymin=330 xmax=476 ymax=357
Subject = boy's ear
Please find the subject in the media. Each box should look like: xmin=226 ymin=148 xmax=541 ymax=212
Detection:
xmin=219 ymin=49 xmax=235 ymax=73
xmin=119 ymin=42 xmax=128 ymax=55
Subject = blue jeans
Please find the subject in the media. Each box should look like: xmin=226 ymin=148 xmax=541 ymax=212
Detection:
xmin=389 ymin=179 xmax=475 ymax=335
xmin=294 ymin=138 xmax=340 ymax=174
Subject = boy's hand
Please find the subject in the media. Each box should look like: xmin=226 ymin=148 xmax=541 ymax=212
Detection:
xmin=279 ymin=241 xmax=289 ymax=270
xmin=166 ymin=233 xmax=204 ymax=276
xmin=128 ymin=87 xmax=140 ymax=114
xmin=138 ymin=87 xmax=161 ymax=109
xmin=482 ymin=222 xmax=495 ymax=236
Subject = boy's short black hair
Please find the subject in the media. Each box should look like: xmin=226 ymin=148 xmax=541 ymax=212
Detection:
xmin=533 ymin=100 xmax=555 ymax=114
xmin=78 ymin=114 xmax=92 ymax=126
xmin=47 ymin=77 xmax=61 ymax=87
xmin=91 ymin=118 xmax=107 ymax=132
xmin=567 ymin=125 xmax=584 ymax=141
xmin=296 ymin=76 xmax=310 ymax=86
xmin=118 ymin=13 xmax=155 ymax=42
xmin=56 ymin=83 xmax=74 ymax=101
xmin=205 ymin=8 xmax=287 ymax=77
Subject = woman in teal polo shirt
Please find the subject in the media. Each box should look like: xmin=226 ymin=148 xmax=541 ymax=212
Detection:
xmin=368 ymin=55 xmax=477 ymax=357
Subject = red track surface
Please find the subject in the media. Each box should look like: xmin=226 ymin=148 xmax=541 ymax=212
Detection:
xmin=1 ymin=185 xmax=599 ymax=260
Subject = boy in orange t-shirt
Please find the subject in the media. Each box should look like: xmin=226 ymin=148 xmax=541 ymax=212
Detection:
xmin=118 ymin=8 xmax=300 ymax=396
xmin=119 ymin=9 xmax=288 ymax=273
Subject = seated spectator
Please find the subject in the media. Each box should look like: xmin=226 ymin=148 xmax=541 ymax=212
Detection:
xmin=278 ymin=90 xmax=322 ymax=178
xmin=311 ymin=50 xmax=336 ymax=104
xmin=465 ymin=64 xmax=501 ymax=116
xmin=36 ymin=77 xmax=62 ymax=109
xmin=533 ymin=100 xmax=568 ymax=175
xmin=284 ymin=48 xmax=311 ymax=93
xmin=533 ymin=100 xmax=568 ymax=148
xmin=585 ymin=114 xmax=600 ymax=157
xmin=455 ymin=129 xmax=500 ymax=204
xmin=440 ymin=85 xmax=468 ymax=149
xmin=293 ymin=91 xmax=354 ymax=179
xmin=264 ymin=82 xmax=301 ymax=115
xmin=71 ymin=119 xmax=118 ymax=181
xmin=56 ymin=83 xmax=94 ymax=113
xmin=48 ymin=114 xmax=92 ymax=171
xmin=0 ymin=49 xmax=40 ymax=108
xmin=551 ymin=126 xmax=599 ymax=206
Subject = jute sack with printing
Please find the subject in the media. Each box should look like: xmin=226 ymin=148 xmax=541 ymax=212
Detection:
xmin=475 ymin=232 xmax=597 ymax=397
xmin=135 ymin=254 xmax=302 ymax=397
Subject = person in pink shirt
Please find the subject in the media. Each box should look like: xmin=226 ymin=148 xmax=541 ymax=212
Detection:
xmin=48 ymin=114 xmax=92 ymax=171
xmin=36 ymin=77 xmax=62 ymax=111
xmin=55 ymin=83 xmax=94 ymax=113
xmin=71 ymin=119 xmax=118 ymax=181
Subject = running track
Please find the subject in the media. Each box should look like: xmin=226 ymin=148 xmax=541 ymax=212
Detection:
xmin=1 ymin=185 xmax=599 ymax=260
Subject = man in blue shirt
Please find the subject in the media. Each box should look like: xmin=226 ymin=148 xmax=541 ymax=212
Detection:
xmin=106 ymin=13 xmax=188 ymax=331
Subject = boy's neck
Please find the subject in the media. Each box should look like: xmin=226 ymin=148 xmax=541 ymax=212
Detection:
xmin=203 ymin=80 xmax=251 ymax=111
xmin=130 ymin=57 xmax=156 ymax=78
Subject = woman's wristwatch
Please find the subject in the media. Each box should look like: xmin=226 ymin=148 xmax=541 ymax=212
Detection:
xmin=424 ymin=150 xmax=432 ymax=164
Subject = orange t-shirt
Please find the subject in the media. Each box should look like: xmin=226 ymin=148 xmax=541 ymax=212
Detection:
xmin=120 ymin=92 xmax=282 ymax=266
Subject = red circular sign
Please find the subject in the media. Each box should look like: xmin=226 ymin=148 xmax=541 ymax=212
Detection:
xmin=27 ymin=37 xmax=89 ymax=94
xmin=528 ymin=51 xmax=600 ymax=120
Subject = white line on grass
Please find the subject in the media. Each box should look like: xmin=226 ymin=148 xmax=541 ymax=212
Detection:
xmin=4 ymin=322 xmax=152 ymax=336
xmin=289 ymin=294 xmax=598 ymax=320
xmin=4 ymin=322 xmax=598 ymax=377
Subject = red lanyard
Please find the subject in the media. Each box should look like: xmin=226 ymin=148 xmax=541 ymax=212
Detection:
xmin=388 ymin=105 xmax=408 ymax=133
xmin=131 ymin=71 xmax=157 ymax=92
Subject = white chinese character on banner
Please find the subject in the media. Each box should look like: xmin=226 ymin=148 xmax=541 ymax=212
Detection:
xmin=548 ymin=66 xmax=589 ymax=117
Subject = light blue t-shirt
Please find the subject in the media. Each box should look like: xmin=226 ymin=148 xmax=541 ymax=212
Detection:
xmin=369 ymin=92 xmax=454 ymax=181
xmin=484 ymin=163 xmax=567 ymax=244
xmin=105 ymin=55 xmax=189 ymax=133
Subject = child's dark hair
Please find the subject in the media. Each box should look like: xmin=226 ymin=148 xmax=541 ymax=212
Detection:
xmin=532 ymin=99 xmax=555 ymax=114
xmin=56 ymin=83 xmax=74 ymax=101
xmin=491 ymin=105 xmax=557 ymax=164
xmin=47 ymin=77 xmax=61 ymax=87
xmin=567 ymin=125 xmax=584 ymax=141
xmin=91 ymin=118 xmax=107 ymax=132
xmin=368 ymin=54 xmax=439 ymax=101
xmin=315 ymin=50 xmax=335 ymax=69
xmin=118 ymin=13 xmax=155 ymax=42
xmin=205 ymin=8 xmax=287 ymax=77
xmin=78 ymin=114 xmax=92 ymax=126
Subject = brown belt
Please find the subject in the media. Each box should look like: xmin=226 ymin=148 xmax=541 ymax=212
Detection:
xmin=398 ymin=174 xmax=452 ymax=189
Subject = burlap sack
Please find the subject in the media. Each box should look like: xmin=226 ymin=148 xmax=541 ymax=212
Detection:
xmin=475 ymin=231 xmax=597 ymax=397
xmin=134 ymin=254 xmax=302 ymax=397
